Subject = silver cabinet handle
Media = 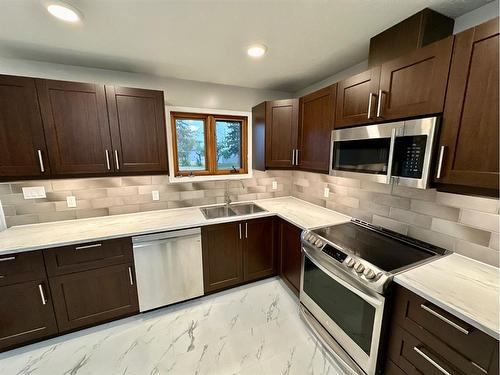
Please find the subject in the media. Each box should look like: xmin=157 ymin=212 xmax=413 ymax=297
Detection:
xmin=105 ymin=150 xmax=111 ymax=170
xmin=245 ymin=222 xmax=248 ymax=239
xmin=37 ymin=150 xmax=45 ymax=173
xmin=386 ymin=128 xmax=397 ymax=184
xmin=367 ymin=92 xmax=375 ymax=119
xmin=420 ymin=304 xmax=469 ymax=335
xmin=291 ymin=149 xmax=295 ymax=166
xmin=0 ymin=256 xmax=16 ymax=262
xmin=128 ymin=266 xmax=134 ymax=286
xmin=114 ymin=150 xmax=120 ymax=170
xmin=75 ymin=243 xmax=102 ymax=250
xmin=295 ymin=149 xmax=299 ymax=166
xmin=413 ymin=347 xmax=451 ymax=375
xmin=376 ymin=89 xmax=384 ymax=118
xmin=436 ymin=146 xmax=446 ymax=179
xmin=38 ymin=284 xmax=47 ymax=305
xmin=239 ymin=223 xmax=242 ymax=240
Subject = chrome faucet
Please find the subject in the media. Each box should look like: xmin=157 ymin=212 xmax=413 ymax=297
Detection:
xmin=224 ymin=179 xmax=245 ymax=206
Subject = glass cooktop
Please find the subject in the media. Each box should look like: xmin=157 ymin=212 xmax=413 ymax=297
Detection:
xmin=312 ymin=220 xmax=448 ymax=272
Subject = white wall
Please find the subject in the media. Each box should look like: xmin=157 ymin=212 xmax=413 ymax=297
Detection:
xmin=0 ymin=57 xmax=291 ymax=111
xmin=294 ymin=1 xmax=499 ymax=97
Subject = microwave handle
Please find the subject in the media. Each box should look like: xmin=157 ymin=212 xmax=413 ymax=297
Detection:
xmin=386 ymin=128 xmax=397 ymax=184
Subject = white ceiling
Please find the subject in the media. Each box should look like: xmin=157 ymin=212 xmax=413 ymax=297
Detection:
xmin=0 ymin=0 xmax=492 ymax=92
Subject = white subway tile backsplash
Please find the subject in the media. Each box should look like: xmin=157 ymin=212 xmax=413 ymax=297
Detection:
xmin=454 ymin=240 xmax=499 ymax=267
xmin=389 ymin=207 xmax=432 ymax=229
xmin=373 ymin=215 xmax=409 ymax=235
xmin=431 ymin=218 xmax=491 ymax=247
xmin=410 ymin=199 xmax=460 ymax=221
xmin=436 ymin=192 xmax=498 ymax=213
xmin=460 ymin=209 xmax=500 ymax=233
xmin=490 ymin=233 xmax=499 ymax=251
xmin=407 ymin=226 xmax=455 ymax=250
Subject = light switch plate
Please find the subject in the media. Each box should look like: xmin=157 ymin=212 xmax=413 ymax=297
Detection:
xmin=152 ymin=190 xmax=160 ymax=201
xmin=324 ymin=187 xmax=330 ymax=198
xmin=22 ymin=186 xmax=46 ymax=199
xmin=66 ymin=196 xmax=77 ymax=208
xmin=272 ymin=181 xmax=278 ymax=190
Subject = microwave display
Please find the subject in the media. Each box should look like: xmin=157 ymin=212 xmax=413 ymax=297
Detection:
xmin=391 ymin=135 xmax=427 ymax=179
xmin=332 ymin=138 xmax=391 ymax=175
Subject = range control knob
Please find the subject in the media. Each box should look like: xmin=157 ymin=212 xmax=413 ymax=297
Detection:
xmin=354 ymin=262 xmax=365 ymax=273
xmin=363 ymin=268 xmax=376 ymax=280
xmin=345 ymin=257 xmax=356 ymax=268
xmin=304 ymin=233 xmax=311 ymax=241
xmin=315 ymin=239 xmax=323 ymax=247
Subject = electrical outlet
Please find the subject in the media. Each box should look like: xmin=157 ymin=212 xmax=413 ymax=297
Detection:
xmin=22 ymin=186 xmax=46 ymax=199
xmin=272 ymin=181 xmax=278 ymax=190
xmin=66 ymin=196 xmax=77 ymax=208
xmin=323 ymin=187 xmax=330 ymax=198
xmin=152 ymin=190 xmax=160 ymax=201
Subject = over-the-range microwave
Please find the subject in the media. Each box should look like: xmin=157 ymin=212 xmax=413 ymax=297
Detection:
xmin=329 ymin=117 xmax=439 ymax=189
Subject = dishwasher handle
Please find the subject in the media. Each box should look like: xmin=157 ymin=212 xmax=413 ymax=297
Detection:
xmin=132 ymin=228 xmax=201 ymax=244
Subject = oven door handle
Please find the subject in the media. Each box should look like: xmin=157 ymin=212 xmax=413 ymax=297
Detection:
xmin=302 ymin=246 xmax=384 ymax=306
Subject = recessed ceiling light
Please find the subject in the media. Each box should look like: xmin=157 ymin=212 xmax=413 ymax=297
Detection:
xmin=247 ymin=44 xmax=267 ymax=58
xmin=46 ymin=1 xmax=83 ymax=23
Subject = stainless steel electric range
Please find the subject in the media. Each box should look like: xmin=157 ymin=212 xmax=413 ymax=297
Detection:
xmin=299 ymin=219 xmax=451 ymax=375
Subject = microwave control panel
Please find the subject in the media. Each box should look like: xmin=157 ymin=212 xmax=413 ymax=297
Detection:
xmin=392 ymin=135 xmax=427 ymax=178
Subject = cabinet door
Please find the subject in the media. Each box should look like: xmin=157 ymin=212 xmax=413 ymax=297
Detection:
xmin=335 ymin=67 xmax=381 ymax=128
xmin=49 ymin=263 xmax=139 ymax=332
xmin=36 ymin=79 xmax=113 ymax=177
xmin=435 ymin=18 xmax=499 ymax=192
xmin=298 ymin=85 xmax=336 ymax=173
xmin=106 ymin=86 xmax=168 ymax=174
xmin=201 ymin=222 xmax=243 ymax=293
xmin=280 ymin=220 xmax=302 ymax=296
xmin=0 ymin=279 xmax=58 ymax=352
xmin=243 ymin=217 xmax=276 ymax=282
xmin=0 ymin=75 xmax=50 ymax=179
xmin=265 ymin=99 xmax=299 ymax=168
xmin=378 ymin=36 xmax=453 ymax=120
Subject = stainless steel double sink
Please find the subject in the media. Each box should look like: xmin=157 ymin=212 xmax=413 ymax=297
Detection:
xmin=200 ymin=203 xmax=267 ymax=219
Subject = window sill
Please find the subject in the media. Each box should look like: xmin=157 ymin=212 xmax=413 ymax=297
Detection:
xmin=168 ymin=171 xmax=253 ymax=183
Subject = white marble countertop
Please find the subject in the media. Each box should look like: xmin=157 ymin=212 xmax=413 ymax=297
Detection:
xmin=0 ymin=196 xmax=349 ymax=255
xmin=395 ymin=253 xmax=500 ymax=339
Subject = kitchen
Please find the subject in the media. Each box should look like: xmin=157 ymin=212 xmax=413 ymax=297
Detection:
xmin=0 ymin=1 xmax=498 ymax=374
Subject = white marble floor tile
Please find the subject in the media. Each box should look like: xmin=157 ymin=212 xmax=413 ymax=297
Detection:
xmin=0 ymin=278 xmax=347 ymax=375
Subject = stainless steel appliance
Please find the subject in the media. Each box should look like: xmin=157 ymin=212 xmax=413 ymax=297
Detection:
xmin=329 ymin=117 xmax=439 ymax=189
xmin=299 ymin=219 xmax=450 ymax=375
xmin=132 ymin=228 xmax=204 ymax=312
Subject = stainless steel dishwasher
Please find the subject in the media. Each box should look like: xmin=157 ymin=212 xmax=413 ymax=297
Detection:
xmin=132 ymin=228 xmax=204 ymax=312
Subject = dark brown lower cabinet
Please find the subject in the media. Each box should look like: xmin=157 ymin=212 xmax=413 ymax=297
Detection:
xmin=202 ymin=217 xmax=276 ymax=293
xmin=385 ymin=285 xmax=499 ymax=374
xmin=0 ymin=279 xmax=58 ymax=351
xmin=49 ymin=263 xmax=139 ymax=332
xmin=279 ymin=219 xmax=302 ymax=296
xmin=243 ymin=217 xmax=276 ymax=282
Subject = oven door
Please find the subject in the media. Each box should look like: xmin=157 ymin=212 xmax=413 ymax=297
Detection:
xmin=329 ymin=122 xmax=403 ymax=184
xmin=300 ymin=246 xmax=385 ymax=375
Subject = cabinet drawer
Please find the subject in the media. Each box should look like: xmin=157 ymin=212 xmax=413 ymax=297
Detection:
xmin=388 ymin=325 xmax=488 ymax=375
xmin=393 ymin=285 xmax=498 ymax=373
xmin=43 ymin=238 xmax=133 ymax=276
xmin=0 ymin=251 xmax=46 ymax=287
xmin=49 ymin=263 xmax=139 ymax=332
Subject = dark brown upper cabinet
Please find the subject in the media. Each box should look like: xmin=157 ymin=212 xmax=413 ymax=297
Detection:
xmin=252 ymin=99 xmax=299 ymax=170
xmin=106 ymin=86 xmax=168 ymax=174
xmin=435 ymin=18 xmax=499 ymax=195
xmin=298 ymin=84 xmax=337 ymax=172
xmin=335 ymin=67 xmax=381 ymax=128
xmin=378 ymin=36 xmax=453 ymax=121
xmin=0 ymin=75 xmax=50 ymax=179
xmin=36 ymin=79 xmax=114 ymax=177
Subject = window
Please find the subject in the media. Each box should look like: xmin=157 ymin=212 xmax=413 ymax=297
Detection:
xmin=171 ymin=112 xmax=248 ymax=176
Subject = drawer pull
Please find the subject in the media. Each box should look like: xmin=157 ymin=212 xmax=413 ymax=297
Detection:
xmin=420 ymin=304 xmax=470 ymax=335
xmin=128 ymin=267 xmax=134 ymax=286
xmin=414 ymin=347 xmax=451 ymax=375
xmin=0 ymin=275 xmax=4 ymax=279
xmin=38 ymin=284 xmax=47 ymax=305
xmin=471 ymin=361 xmax=488 ymax=374
xmin=0 ymin=256 xmax=16 ymax=262
xmin=75 ymin=243 xmax=102 ymax=250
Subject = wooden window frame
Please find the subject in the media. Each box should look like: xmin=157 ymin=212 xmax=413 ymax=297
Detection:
xmin=170 ymin=112 xmax=248 ymax=177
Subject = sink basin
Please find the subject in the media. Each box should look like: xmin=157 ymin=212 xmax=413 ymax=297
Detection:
xmin=230 ymin=203 xmax=266 ymax=216
xmin=200 ymin=205 xmax=238 ymax=220
xmin=200 ymin=203 xmax=267 ymax=219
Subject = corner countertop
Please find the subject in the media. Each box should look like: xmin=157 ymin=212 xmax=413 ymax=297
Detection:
xmin=395 ymin=253 xmax=500 ymax=339
xmin=0 ymin=196 xmax=350 ymax=255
